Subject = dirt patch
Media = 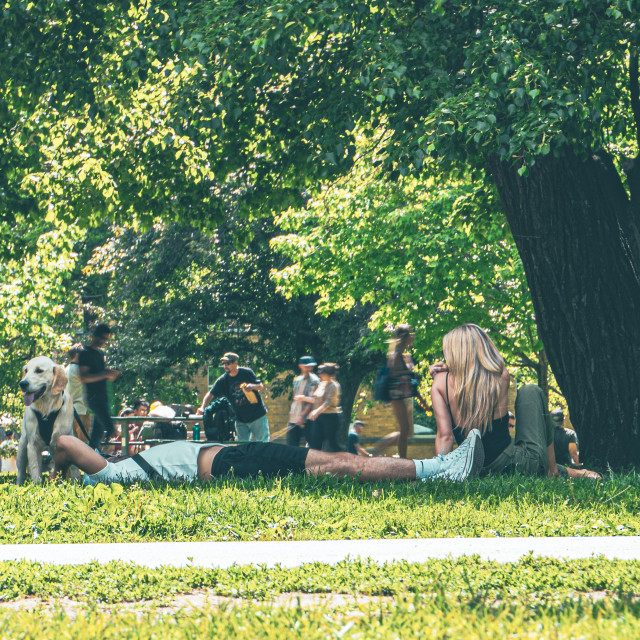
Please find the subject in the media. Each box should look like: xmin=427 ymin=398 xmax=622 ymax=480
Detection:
xmin=0 ymin=591 xmax=397 ymax=617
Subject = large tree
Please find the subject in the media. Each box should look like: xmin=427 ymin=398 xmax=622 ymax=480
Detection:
xmin=173 ymin=0 xmax=638 ymax=466
xmin=4 ymin=1 xmax=639 ymax=464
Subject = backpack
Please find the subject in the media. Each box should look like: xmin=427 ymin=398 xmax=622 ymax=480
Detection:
xmin=373 ymin=366 xmax=392 ymax=402
xmin=159 ymin=421 xmax=188 ymax=440
xmin=202 ymin=397 xmax=236 ymax=442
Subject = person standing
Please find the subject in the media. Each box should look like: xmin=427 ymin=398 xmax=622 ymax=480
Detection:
xmin=78 ymin=324 xmax=121 ymax=450
xmin=65 ymin=343 xmax=92 ymax=442
xmin=387 ymin=324 xmax=426 ymax=458
xmin=288 ymin=355 xmax=320 ymax=446
xmin=197 ymin=352 xmax=270 ymax=442
xmin=307 ymin=363 xmax=343 ymax=452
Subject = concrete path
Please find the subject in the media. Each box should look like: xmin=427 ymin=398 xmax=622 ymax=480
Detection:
xmin=1 ymin=536 xmax=639 ymax=568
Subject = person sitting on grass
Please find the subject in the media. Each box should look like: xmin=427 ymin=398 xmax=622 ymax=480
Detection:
xmin=50 ymin=427 xmax=484 ymax=485
xmin=429 ymin=323 xmax=601 ymax=480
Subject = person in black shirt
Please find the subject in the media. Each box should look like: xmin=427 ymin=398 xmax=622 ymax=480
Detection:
xmin=347 ymin=421 xmax=371 ymax=456
xmin=551 ymin=408 xmax=581 ymax=466
xmin=197 ymin=352 xmax=270 ymax=442
xmin=78 ymin=324 xmax=121 ymax=450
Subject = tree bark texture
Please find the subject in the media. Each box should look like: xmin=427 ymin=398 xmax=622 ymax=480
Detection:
xmin=487 ymin=150 xmax=640 ymax=467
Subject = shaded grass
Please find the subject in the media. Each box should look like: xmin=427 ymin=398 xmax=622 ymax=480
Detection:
xmin=0 ymin=471 xmax=638 ymax=543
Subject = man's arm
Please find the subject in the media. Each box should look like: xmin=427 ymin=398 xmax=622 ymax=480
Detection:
xmin=78 ymin=365 xmax=120 ymax=384
xmin=196 ymin=389 xmax=215 ymax=415
xmin=243 ymin=369 xmax=263 ymax=392
xmin=546 ymin=442 xmax=561 ymax=478
xmin=568 ymin=441 xmax=581 ymax=466
xmin=354 ymin=443 xmax=372 ymax=457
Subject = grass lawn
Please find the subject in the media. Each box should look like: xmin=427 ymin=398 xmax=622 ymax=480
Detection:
xmin=1 ymin=471 xmax=639 ymax=637
xmin=0 ymin=470 xmax=637 ymax=542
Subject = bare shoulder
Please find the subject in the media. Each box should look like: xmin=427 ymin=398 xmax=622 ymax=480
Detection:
xmin=431 ymin=372 xmax=447 ymax=395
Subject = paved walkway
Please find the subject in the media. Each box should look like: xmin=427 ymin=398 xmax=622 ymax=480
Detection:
xmin=1 ymin=537 xmax=639 ymax=568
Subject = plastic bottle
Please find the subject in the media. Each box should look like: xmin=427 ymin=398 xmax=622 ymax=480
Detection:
xmin=193 ymin=423 xmax=201 ymax=441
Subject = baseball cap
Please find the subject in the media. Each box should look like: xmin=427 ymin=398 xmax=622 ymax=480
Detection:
xmin=298 ymin=356 xmax=317 ymax=366
xmin=220 ymin=352 xmax=239 ymax=363
xmin=550 ymin=408 xmax=564 ymax=424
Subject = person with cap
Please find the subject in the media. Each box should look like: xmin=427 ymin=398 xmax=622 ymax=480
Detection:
xmin=552 ymin=408 xmax=581 ymax=467
xmin=347 ymin=420 xmax=371 ymax=456
xmin=288 ymin=355 xmax=320 ymax=446
xmin=306 ymin=362 xmax=343 ymax=452
xmin=197 ymin=352 xmax=270 ymax=442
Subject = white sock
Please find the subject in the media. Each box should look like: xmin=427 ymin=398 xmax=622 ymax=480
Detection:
xmin=413 ymin=456 xmax=442 ymax=479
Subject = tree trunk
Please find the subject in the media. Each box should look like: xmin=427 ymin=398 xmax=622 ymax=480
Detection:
xmin=487 ymin=150 xmax=640 ymax=467
xmin=537 ymin=349 xmax=548 ymax=402
xmin=338 ymin=367 xmax=367 ymax=446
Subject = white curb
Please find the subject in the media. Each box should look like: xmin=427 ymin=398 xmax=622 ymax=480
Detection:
xmin=1 ymin=536 xmax=639 ymax=568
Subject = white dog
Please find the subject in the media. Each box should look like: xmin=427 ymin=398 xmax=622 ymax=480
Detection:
xmin=17 ymin=356 xmax=75 ymax=485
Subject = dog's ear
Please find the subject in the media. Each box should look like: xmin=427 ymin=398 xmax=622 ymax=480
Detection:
xmin=51 ymin=365 xmax=68 ymax=395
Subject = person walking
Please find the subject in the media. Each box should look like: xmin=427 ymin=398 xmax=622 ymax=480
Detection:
xmin=78 ymin=324 xmax=121 ymax=450
xmin=387 ymin=325 xmax=426 ymax=458
xmin=197 ymin=352 xmax=270 ymax=442
xmin=65 ymin=343 xmax=92 ymax=442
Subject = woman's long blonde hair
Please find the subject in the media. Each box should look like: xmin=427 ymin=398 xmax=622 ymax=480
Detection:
xmin=442 ymin=324 xmax=504 ymax=435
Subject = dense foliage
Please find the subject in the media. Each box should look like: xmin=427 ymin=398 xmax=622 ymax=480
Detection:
xmin=272 ymin=161 xmax=543 ymax=378
xmin=2 ymin=1 xmax=639 ymax=462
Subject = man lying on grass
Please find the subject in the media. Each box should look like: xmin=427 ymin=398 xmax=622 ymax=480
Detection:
xmin=50 ymin=430 xmax=484 ymax=485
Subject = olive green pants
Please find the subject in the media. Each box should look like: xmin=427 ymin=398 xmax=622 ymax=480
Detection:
xmin=486 ymin=384 xmax=566 ymax=476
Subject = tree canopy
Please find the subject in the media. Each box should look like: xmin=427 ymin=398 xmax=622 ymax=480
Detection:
xmin=3 ymin=0 xmax=640 ymax=463
xmin=271 ymin=158 xmax=545 ymax=380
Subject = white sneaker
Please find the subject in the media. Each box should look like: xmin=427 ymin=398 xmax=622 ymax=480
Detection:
xmin=432 ymin=429 xmax=484 ymax=482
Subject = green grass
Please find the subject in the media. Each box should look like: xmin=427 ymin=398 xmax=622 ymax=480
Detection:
xmin=2 ymin=597 xmax=640 ymax=640
xmin=0 ymin=471 xmax=638 ymax=543
xmin=2 ymin=558 xmax=640 ymax=638
xmin=2 ymin=472 xmax=640 ymax=637
xmin=1 ymin=556 xmax=640 ymax=603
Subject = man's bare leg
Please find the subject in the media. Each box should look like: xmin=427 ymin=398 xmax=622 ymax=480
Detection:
xmin=305 ymin=449 xmax=417 ymax=481
xmin=51 ymin=435 xmax=108 ymax=481
xmin=305 ymin=428 xmax=483 ymax=482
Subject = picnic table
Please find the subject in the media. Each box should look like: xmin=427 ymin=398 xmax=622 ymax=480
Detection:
xmin=110 ymin=415 xmax=208 ymax=450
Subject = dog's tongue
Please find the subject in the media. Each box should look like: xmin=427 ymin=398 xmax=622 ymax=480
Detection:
xmin=24 ymin=392 xmax=35 ymax=406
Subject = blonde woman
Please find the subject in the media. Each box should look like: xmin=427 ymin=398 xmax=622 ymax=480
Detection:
xmin=430 ymin=323 xmax=600 ymax=479
xmin=387 ymin=325 xmax=427 ymax=458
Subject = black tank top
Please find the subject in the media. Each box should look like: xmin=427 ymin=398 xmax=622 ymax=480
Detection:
xmin=445 ymin=373 xmax=510 ymax=467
